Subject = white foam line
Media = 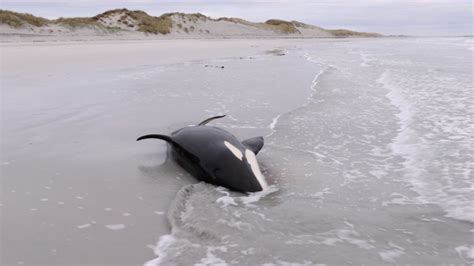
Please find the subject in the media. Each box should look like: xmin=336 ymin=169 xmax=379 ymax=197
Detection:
xmin=379 ymin=72 xmax=406 ymax=144
xmin=265 ymin=114 xmax=282 ymax=137
xmin=302 ymin=53 xmax=323 ymax=65
xmin=269 ymin=114 xmax=281 ymax=130
xmin=309 ymin=67 xmax=328 ymax=93
xmin=266 ymin=55 xmax=330 ymax=139
xmin=303 ymin=53 xmax=334 ymax=103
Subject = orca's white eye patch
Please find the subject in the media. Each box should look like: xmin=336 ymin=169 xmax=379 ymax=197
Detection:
xmin=224 ymin=141 xmax=243 ymax=160
xmin=245 ymin=149 xmax=268 ymax=190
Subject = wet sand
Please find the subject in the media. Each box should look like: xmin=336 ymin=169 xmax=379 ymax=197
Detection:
xmin=1 ymin=39 xmax=315 ymax=265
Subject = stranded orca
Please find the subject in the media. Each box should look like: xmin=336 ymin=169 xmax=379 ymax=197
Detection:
xmin=137 ymin=115 xmax=268 ymax=192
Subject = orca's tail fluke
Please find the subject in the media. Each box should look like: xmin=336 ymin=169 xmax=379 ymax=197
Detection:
xmin=136 ymin=134 xmax=172 ymax=142
xmin=198 ymin=114 xmax=226 ymax=126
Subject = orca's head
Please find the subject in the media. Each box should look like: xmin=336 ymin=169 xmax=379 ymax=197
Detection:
xmin=209 ymin=141 xmax=268 ymax=193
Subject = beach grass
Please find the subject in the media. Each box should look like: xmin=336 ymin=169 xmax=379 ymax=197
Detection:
xmin=264 ymin=19 xmax=300 ymax=34
xmin=94 ymin=9 xmax=172 ymax=34
xmin=55 ymin=17 xmax=104 ymax=28
xmin=327 ymin=29 xmax=380 ymax=37
xmin=0 ymin=9 xmax=49 ymax=27
xmin=218 ymin=17 xmax=300 ymax=34
xmin=163 ymin=12 xmax=209 ymax=23
xmin=129 ymin=11 xmax=172 ymax=34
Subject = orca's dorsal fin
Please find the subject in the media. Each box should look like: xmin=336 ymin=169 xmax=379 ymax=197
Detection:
xmin=198 ymin=115 xmax=226 ymax=126
xmin=137 ymin=134 xmax=173 ymax=142
xmin=242 ymin=136 xmax=264 ymax=155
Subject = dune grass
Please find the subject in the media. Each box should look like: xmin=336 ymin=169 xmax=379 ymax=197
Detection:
xmin=217 ymin=17 xmax=252 ymax=25
xmin=0 ymin=9 xmax=49 ymax=27
xmin=163 ymin=12 xmax=209 ymax=23
xmin=264 ymin=19 xmax=300 ymax=34
xmin=128 ymin=11 xmax=172 ymax=34
xmin=95 ymin=9 xmax=172 ymax=34
xmin=218 ymin=17 xmax=300 ymax=34
xmin=327 ymin=29 xmax=380 ymax=37
xmin=55 ymin=17 xmax=104 ymax=28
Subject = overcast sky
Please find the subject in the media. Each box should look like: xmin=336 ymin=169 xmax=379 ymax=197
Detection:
xmin=1 ymin=0 xmax=472 ymax=35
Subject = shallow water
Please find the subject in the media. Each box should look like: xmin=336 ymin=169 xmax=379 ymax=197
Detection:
xmin=144 ymin=38 xmax=473 ymax=265
xmin=2 ymin=38 xmax=473 ymax=265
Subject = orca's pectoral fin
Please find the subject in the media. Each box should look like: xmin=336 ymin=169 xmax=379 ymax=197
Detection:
xmin=242 ymin=136 xmax=264 ymax=155
xmin=198 ymin=114 xmax=226 ymax=126
xmin=136 ymin=134 xmax=172 ymax=142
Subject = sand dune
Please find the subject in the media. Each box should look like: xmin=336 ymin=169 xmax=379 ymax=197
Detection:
xmin=0 ymin=9 xmax=380 ymax=41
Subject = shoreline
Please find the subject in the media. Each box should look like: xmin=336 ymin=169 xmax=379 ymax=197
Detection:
xmin=0 ymin=34 xmax=386 ymax=44
xmin=2 ymin=34 xmax=468 ymax=45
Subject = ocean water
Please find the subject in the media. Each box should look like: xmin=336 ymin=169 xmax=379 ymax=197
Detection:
xmin=142 ymin=38 xmax=473 ymax=265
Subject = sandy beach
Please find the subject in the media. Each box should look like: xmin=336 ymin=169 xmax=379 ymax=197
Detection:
xmin=1 ymin=37 xmax=473 ymax=265
xmin=1 ymin=38 xmax=320 ymax=265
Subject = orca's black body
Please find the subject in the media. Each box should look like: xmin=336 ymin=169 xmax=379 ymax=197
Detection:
xmin=137 ymin=115 xmax=267 ymax=192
